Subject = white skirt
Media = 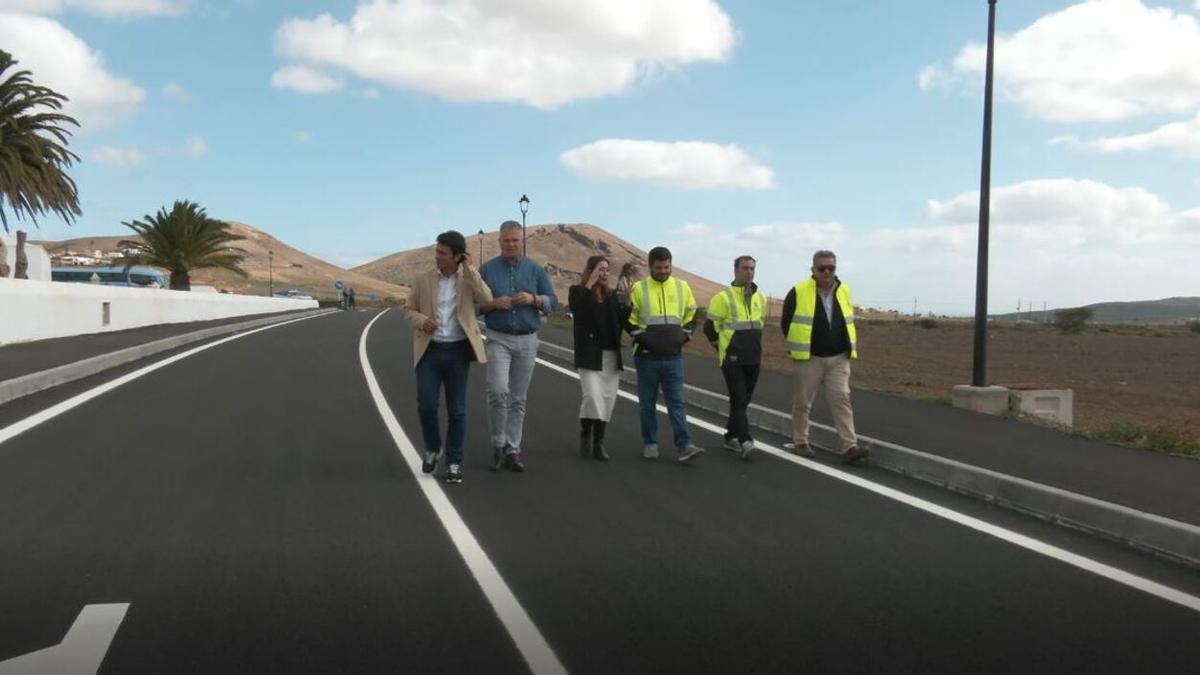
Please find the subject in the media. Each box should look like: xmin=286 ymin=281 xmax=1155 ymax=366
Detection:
xmin=579 ymin=350 xmax=620 ymax=421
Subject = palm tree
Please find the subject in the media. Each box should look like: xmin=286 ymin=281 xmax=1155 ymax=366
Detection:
xmin=0 ymin=50 xmax=81 ymax=233
xmin=119 ymin=201 xmax=247 ymax=291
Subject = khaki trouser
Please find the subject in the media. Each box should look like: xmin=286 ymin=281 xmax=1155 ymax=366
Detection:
xmin=791 ymin=355 xmax=857 ymax=452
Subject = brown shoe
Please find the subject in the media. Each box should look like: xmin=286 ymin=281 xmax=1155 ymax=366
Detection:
xmin=841 ymin=446 xmax=869 ymax=465
xmin=791 ymin=442 xmax=815 ymax=458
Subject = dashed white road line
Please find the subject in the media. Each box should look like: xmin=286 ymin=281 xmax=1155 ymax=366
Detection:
xmin=535 ymin=356 xmax=1200 ymax=615
xmin=360 ymin=310 xmax=567 ymax=675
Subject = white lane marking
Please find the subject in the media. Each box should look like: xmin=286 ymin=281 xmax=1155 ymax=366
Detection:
xmin=360 ymin=310 xmax=567 ymax=675
xmin=0 ymin=311 xmax=337 ymax=448
xmin=0 ymin=603 xmax=130 ymax=675
xmin=535 ymin=356 xmax=1200 ymax=615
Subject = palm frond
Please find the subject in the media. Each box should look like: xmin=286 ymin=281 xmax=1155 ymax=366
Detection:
xmin=120 ymin=201 xmax=248 ymax=289
xmin=0 ymin=50 xmax=81 ymax=233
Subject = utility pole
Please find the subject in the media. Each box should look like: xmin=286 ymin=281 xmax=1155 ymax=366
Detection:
xmin=971 ymin=0 xmax=999 ymax=387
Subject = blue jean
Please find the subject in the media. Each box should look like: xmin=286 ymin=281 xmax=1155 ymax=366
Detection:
xmin=415 ymin=341 xmax=472 ymax=464
xmin=634 ymin=355 xmax=690 ymax=450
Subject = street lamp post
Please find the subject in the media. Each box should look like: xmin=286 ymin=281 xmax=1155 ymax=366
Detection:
xmin=971 ymin=0 xmax=998 ymax=387
xmin=268 ymin=249 xmax=274 ymax=297
xmin=478 ymin=228 xmax=484 ymax=261
xmin=519 ymin=194 xmax=530 ymax=257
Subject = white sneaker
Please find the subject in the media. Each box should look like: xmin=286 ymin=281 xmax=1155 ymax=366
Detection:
xmin=643 ymin=443 xmax=659 ymax=460
xmin=677 ymin=445 xmax=705 ymax=463
xmin=722 ymin=437 xmax=741 ymax=452
xmin=739 ymin=440 xmax=755 ymax=461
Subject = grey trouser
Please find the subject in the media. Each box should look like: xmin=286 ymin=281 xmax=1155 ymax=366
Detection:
xmin=485 ymin=329 xmax=539 ymax=453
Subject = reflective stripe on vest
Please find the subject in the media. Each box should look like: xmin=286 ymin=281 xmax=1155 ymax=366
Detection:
xmin=723 ymin=288 xmax=763 ymax=330
xmin=638 ymin=277 xmax=688 ymax=325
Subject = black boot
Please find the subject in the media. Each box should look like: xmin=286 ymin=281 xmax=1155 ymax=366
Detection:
xmin=592 ymin=420 xmax=610 ymax=461
xmin=580 ymin=418 xmax=594 ymax=458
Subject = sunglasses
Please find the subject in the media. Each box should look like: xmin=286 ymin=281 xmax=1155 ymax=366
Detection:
xmin=815 ymin=265 xmax=836 ymax=272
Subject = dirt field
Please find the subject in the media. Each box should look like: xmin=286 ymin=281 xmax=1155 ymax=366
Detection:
xmin=686 ymin=319 xmax=1200 ymax=446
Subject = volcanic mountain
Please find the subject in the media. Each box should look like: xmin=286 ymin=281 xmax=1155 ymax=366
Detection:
xmin=352 ymin=223 xmax=728 ymax=305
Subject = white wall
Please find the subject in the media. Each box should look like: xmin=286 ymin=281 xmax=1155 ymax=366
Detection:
xmin=0 ymin=235 xmax=51 ymax=281
xmin=0 ymin=278 xmax=318 ymax=345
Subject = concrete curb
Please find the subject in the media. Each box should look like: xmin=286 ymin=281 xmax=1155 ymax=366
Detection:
xmin=0 ymin=309 xmax=334 ymax=406
xmin=537 ymin=340 xmax=1200 ymax=568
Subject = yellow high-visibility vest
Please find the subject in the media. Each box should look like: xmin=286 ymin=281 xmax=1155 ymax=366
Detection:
xmin=706 ymin=284 xmax=764 ymax=366
xmin=628 ymin=276 xmax=697 ymax=345
xmin=786 ymin=278 xmax=857 ymax=360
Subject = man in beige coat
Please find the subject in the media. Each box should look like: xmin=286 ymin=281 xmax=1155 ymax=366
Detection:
xmin=406 ymin=230 xmax=493 ymax=483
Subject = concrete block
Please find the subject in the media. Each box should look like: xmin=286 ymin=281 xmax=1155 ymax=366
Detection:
xmin=1008 ymin=387 xmax=1074 ymax=428
xmin=951 ymin=385 xmax=1010 ymax=416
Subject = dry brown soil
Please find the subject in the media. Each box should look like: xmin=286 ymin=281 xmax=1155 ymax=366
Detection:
xmin=686 ymin=319 xmax=1200 ymax=442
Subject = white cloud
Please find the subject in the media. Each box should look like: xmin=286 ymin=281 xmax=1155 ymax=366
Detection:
xmin=270 ymin=64 xmax=344 ymax=94
xmin=0 ymin=13 xmax=144 ymax=130
xmin=272 ymin=0 xmax=736 ymax=108
xmin=162 ymin=82 xmax=191 ymax=101
xmin=90 ymin=145 xmax=146 ymax=167
xmin=853 ymin=178 xmax=1200 ymax=313
xmin=184 ymin=135 xmax=207 ymax=157
xmin=0 ymin=0 xmax=192 ymax=16
xmin=921 ymin=0 xmax=1200 ymax=122
xmin=561 ymin=139 xmax=775 ymax=190
xmin=1087 ymin=109 xmax=1200 ymax=157
xmin=924 ymin=178 xmax=1175 ymax=246
xmin=295 ymin=130 xmax=313 ymax=144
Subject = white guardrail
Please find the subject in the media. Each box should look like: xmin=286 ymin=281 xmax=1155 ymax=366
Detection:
xmin=0 ymin=277 xmax=318 ymax=345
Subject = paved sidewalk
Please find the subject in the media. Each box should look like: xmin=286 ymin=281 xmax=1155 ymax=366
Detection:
xmin=540 ymin=323 xmax=1200 ymax=527
xmin=0 ymin=311 xmax=314 ymax=382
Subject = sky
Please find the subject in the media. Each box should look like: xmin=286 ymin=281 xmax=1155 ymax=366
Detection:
xmin=3 ymin=0 xmax=1200 ymax=315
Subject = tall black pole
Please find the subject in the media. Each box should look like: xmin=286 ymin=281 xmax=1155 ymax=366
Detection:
xmin=519 ymin=194 xmax=530 ymax=257
xmin=478 ymin=229 xmax=484 ymax=261
xmin=268 ymin=250 xmax=274 ymax=297
xmin=971 ymin=0 xmax=997 ymax=387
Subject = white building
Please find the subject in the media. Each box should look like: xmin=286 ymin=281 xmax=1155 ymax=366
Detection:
xmin=0 ymin=233 xmax=51 ymax=281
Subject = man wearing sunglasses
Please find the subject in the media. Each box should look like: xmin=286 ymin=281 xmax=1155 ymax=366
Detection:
xmin=781 ymin=250 xmax=867 ymax=465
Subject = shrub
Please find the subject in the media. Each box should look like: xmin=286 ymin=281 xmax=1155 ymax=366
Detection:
xmin=1054 ymin=307 xmax=1093 ymax=334
xmin=918 ymin=317 xmax=938 ymax=329
xmin=1088 ymin=419 xmax=1200 ymax=457
xmin=1189 ymin=321 xmax=1200 ymax=334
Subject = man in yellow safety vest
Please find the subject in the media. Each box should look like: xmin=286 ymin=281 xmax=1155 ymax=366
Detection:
xmin=704 ymin=255 xmax=765 ymax=461
xmin=781 ymin=249 xmax=867 ymax=465
xmin=625 ymin=246 xmax=706 ymax=464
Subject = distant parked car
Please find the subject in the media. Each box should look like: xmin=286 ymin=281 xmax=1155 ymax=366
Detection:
xmin=273 ymin=289 xmax=314 ymax=300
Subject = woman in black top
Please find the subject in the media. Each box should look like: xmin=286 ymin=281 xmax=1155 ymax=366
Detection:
xmin=569 ymin=255 xmax=630 ymax=460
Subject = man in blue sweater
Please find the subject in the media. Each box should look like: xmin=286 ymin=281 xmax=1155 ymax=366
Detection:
xmin=478 ymin=220 xmax=557 ymax=472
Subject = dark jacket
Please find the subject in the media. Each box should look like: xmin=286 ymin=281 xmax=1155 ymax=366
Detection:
xmin=569 ymin=284 xmax=630 ymax=371
xmin=781 ymin=280 xmax=852 ymax=357
xmin=703 ymin=282 xmax=763 ymax=366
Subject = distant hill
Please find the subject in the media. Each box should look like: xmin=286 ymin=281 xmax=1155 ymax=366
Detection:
xmin=354 ymin=223 xmax=749 ymax=309
xmin=992 ymin=297 xmax=1200 ymax=325
xmin=36 ymin=222 xmax=408 ymax=301
xmin=352 ymin=222 xmax=729 ymax=303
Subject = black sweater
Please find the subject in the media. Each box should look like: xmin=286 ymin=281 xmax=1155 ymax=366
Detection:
xmin=569 ymin=285 xmax=630 ymax=371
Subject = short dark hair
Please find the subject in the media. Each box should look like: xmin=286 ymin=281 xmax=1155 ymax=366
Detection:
xmin=436 ymin=230 xmax=467 ymax=257
xmin=648 ymin=246 xmax=672 ymax=264
xmin=499 ymin=220 xmax=522 ymax=233
xmin=734 ymin=255 xmax=756 ymax=268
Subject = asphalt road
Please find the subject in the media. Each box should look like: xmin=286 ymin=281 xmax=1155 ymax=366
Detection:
xmin=1 ymin=309 xmax=1198 ymax=674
